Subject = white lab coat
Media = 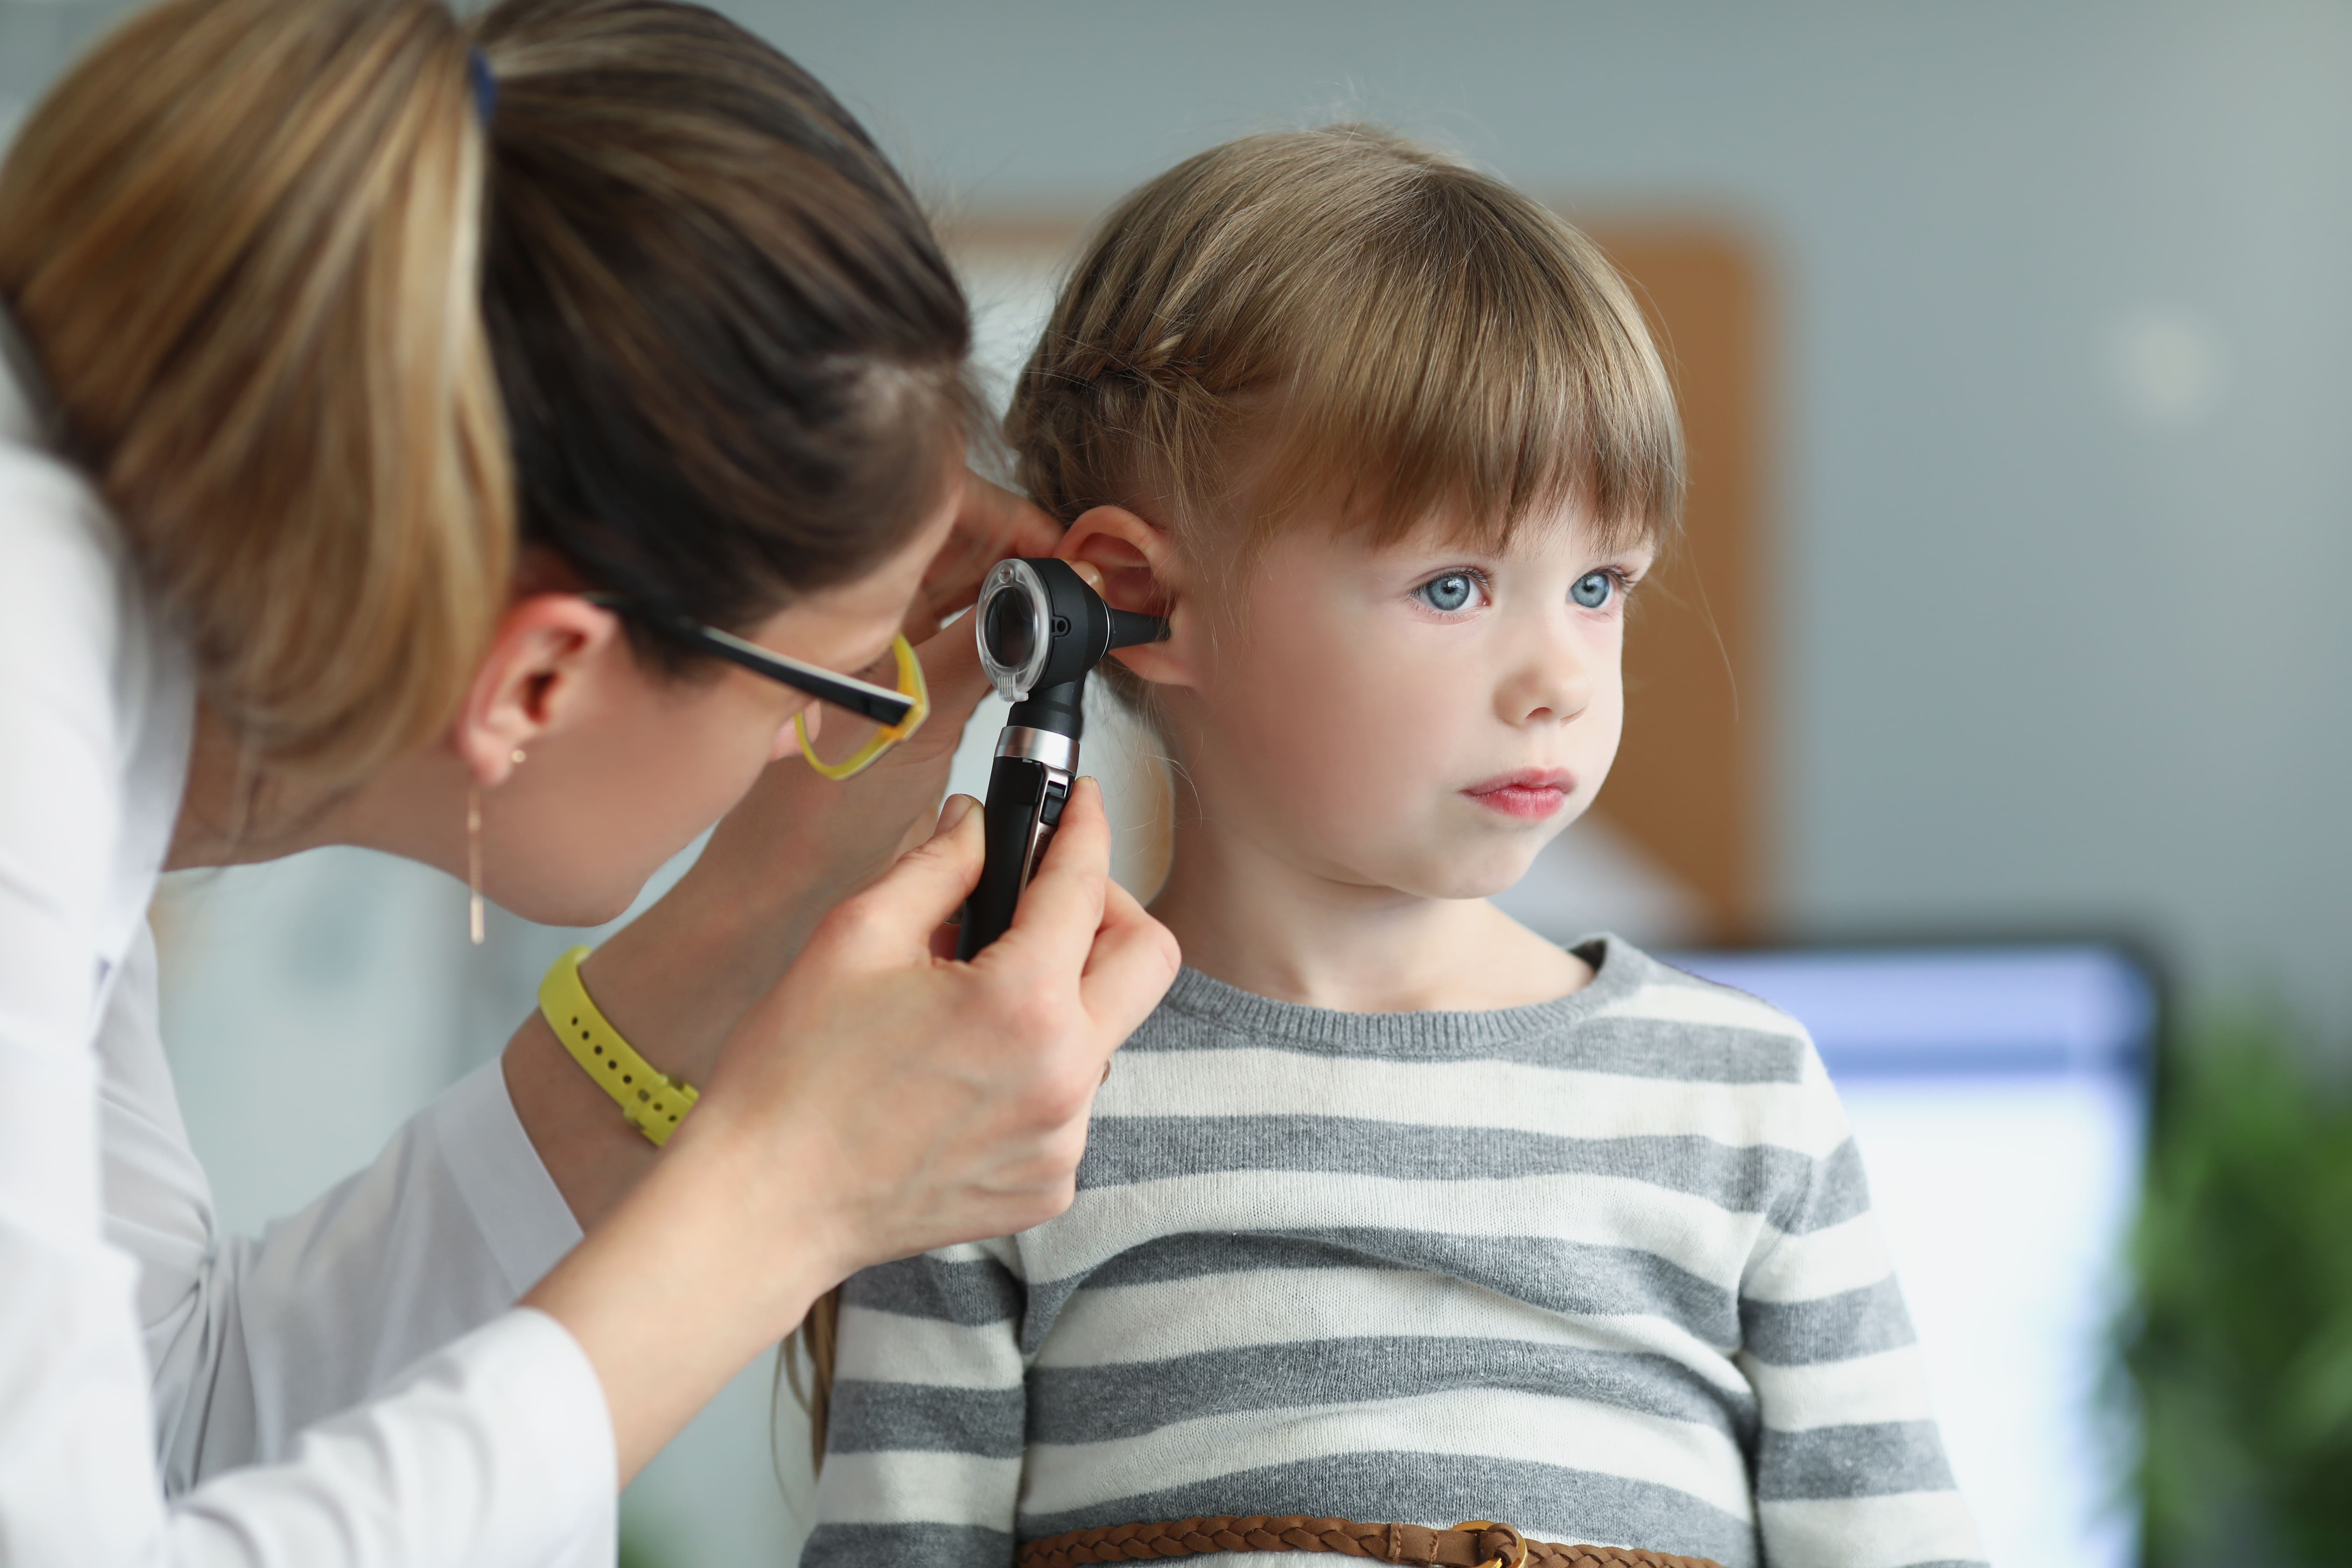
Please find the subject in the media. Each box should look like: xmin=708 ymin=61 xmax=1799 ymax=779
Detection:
xmin=0 ymin=315 xmax=616 ymax=1564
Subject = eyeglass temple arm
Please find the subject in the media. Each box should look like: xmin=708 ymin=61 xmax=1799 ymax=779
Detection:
xmin=581 ymin=594 xmax=916 ymax=727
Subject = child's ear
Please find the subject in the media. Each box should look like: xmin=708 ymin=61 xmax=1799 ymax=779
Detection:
xmin=1057 ymin=505 xmax=1194 ymax=688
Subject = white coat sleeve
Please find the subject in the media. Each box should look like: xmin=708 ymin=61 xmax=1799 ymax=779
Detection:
xmin=0 ymin=330 xmax=617 ymax=1566
xmin=98 ymin=927 xmax=596 ymax=1495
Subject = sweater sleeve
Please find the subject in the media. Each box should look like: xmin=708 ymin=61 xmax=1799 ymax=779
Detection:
xmin=1738 ymin=1045 xmax=1986 ymax=1568
xmin=804 ymin=1242 xmax=1030 ymax=1568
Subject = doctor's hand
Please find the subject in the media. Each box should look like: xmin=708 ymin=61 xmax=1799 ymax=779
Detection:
xmin=523 ymin=777 xmax=1176 ymax=1482
xmin=907 ymin=471 xmax=1063 ymax=636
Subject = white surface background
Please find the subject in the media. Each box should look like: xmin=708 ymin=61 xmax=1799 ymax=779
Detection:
xmin=1842 ymin=1073 xmax=2145 ymax=1568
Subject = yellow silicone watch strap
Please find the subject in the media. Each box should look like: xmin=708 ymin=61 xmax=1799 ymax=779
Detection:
xmin=539 ymin=945 xmax=699 ymax=1147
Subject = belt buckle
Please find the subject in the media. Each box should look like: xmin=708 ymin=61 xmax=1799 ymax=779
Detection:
xmin=1452 ymin=1520 xmax=1530 ymax=1568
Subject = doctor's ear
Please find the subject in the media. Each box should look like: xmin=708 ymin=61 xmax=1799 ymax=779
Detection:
xmin=1056 ymin=506 xmax=1194 ymax=688
xmin=450 ymin=593 xmax=626 ymax=786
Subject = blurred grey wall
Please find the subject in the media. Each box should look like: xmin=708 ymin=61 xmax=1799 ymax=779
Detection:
xmin=717 ymin=0 xmax=2352 ymax=1035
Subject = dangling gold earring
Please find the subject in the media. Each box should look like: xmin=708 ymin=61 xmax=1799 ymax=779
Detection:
xmin=467 ymin=786 xmax=485 ymax=946
xmin=467 ymin=752 xmax=525 ymax=944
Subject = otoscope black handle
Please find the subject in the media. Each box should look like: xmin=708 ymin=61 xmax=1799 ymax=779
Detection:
xmin=962 ymin=551 xmax=1154 ymax=956
xmin=955 ymin=753 xmax=1071 ymax=958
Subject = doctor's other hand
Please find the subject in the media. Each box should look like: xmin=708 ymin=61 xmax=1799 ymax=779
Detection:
xmin=909 ymin=470 xmax=1064 ymax=636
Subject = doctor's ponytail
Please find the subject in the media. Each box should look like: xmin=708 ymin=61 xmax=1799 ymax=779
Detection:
xmin=0 ymin=0 xmax=507 ymax=785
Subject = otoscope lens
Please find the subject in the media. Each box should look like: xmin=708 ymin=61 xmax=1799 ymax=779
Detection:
xmin=983 ymin=585 xmax=1035 ymax=673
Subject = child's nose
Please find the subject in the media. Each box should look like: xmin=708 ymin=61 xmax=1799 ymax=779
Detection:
xmin=1496 ymin=621 xmax=1594 ymax=726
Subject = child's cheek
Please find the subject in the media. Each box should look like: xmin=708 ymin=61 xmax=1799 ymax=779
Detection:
xmin=1223 ymin=604 xmax=1423 ymax=833
xmin=1289 ymin=634 xmax=1465 ymax=832
xmin=1579 ymin=636 xmax=1631 ymax=782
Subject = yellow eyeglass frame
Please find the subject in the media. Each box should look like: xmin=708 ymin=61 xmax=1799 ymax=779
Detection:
xmin=791 ymin=632 xmax=930 ymax=780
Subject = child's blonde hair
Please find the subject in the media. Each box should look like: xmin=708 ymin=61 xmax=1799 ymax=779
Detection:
xmin=1009 ymin=124 xmax=1684 ymax=603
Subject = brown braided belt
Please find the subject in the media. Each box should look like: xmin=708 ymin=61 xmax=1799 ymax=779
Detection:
xmin=1016 ymin=1516 xmax=1727 ymax=1568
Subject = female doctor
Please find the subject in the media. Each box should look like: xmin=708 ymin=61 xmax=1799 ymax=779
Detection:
xmin=0 ymin=0 xmax=1178 ymax=1561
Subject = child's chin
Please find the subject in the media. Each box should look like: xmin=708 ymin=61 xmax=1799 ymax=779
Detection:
xmin=1396 ymin=847 xmax=1548 ymax=903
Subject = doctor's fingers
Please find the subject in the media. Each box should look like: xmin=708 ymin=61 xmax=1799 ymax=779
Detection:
xmin=816 ymin=793 xmax=986 ymax=964
xmin=1079 ymin=874 xmax=1179 ymax=1043
xmin=913 ymin=471 xmax=1060 ymax=630
xmin=983 ymin=780 xmax=1177 ymax=1053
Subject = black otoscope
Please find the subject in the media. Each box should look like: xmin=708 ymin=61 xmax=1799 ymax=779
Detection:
xmin=957 ymin=558 xmax=1168 ymax=956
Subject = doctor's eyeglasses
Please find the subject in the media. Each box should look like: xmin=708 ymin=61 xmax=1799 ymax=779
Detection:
xmin=583 ymin=593 xmax=929 ymax=781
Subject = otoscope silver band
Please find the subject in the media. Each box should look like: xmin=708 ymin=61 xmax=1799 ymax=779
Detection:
xmin=995 ymin=725 xmax=1078 ymax=772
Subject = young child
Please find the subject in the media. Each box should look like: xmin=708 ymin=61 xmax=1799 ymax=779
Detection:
xmin=802 ymin=127 xmax=1982 ymax=1568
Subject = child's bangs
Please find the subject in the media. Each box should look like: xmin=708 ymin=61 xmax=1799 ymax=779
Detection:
xmin=1250 ymin=186 xmax=1682 ymax=560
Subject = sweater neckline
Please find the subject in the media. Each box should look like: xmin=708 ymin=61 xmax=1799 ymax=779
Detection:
xmin=1156 ymin=933 xmax=1645 ymax=1054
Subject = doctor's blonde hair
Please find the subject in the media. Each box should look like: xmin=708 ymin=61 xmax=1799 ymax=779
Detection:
xmin=0 ymin=0 xmax=975 ymax=787
xmin=0 ymin=0 xmax=502 ymax=784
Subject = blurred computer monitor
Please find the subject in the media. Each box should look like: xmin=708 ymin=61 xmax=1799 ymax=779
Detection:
xmin=1666 ymin=941 xmax=2155 ymax=1568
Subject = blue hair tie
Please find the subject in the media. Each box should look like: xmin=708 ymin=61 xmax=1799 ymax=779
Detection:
xmin=467 ymin=48 xmax=497 ymax=126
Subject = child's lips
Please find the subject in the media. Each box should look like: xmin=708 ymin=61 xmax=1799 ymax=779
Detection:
xmin=1462 ymin=768 xmax=1576 ymax=821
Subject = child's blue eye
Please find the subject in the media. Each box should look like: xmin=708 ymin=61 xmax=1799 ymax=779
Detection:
xmin=1416 ymin=573 xmax=1476 ymax=612
xmin=1571 ymin=571 xmax=1616 ymax=610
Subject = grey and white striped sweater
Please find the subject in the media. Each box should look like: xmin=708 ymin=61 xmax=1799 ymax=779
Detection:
xmin=803 ymin=938 xmax=1983 ymax=1568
